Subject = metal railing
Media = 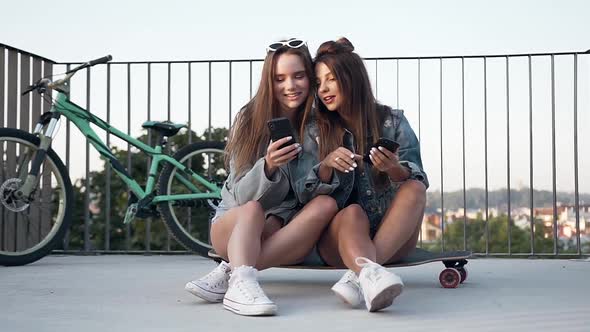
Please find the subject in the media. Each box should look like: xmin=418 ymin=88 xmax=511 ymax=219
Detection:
xmin=1 ymin=42 xmax=589 ymax=257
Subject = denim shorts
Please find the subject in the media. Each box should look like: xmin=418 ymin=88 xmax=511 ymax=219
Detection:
xmin=300 ymin=245 xmax=327 ymax=267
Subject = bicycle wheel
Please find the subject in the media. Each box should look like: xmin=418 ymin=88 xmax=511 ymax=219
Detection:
xmin=157 ymin=141 xmax=226 ymax=256
xmin=0 ymin=128 xmax=73 ymax=266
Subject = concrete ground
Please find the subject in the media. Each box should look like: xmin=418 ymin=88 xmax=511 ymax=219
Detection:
xmin=1 ymin=255 xmax=589 ymax=332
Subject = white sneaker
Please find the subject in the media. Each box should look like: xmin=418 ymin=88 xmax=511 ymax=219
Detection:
xmin=223 ymin=265 xmax=277 ymax=316
xmin=356 ymin=257 xmax=403 ymax=312
xmin=185 ymin=261 xmax=231 ymax=302
xmin=331 ymin=270 xmax=364 ymax=307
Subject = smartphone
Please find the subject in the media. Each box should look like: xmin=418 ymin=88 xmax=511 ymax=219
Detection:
xmin=267 ymin=117 xmax=297 ymax=150
xmin=364 ymin=138 xmax=400 ymax=163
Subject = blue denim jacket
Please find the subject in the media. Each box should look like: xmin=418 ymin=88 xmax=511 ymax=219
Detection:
xmin=289 ymin=105 xmax=428 ymax=233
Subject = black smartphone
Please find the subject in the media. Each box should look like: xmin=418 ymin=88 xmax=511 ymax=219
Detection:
xmin=364 ymin=138 xmax=400 ymax=163
xmin=267 ymin=117 xmax=297 ymax=150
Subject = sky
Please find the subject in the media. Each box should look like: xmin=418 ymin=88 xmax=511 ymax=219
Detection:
xmin=2 ymin=0 xmax=590 ymax=195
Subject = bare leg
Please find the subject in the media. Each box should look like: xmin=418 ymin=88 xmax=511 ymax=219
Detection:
xmin=317 ymin=204 xmax=375 ymax=274
xmin=256 ymin=195 xmax=338 ymax=270
xmin=211 ymin=196 xmax=338 ymax=270
xmin=210 ymin=201 xmax=266 ymax=267
xmin=373 ymin=180 xmax=427 ymax=265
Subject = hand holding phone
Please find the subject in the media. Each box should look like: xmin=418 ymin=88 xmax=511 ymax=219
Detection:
xmin=264 ymin=118 xmax=301 ymax=177
xmin=364 ymin=138 xmax=399 ymax=164
xmin=267 ymin=117 xmax=297 ymax=150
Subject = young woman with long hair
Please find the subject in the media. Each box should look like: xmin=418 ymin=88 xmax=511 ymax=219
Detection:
xmin=293 ymin=37 xmax=429 ymax=312
xmin=185 ymin=39 xmax=337 ymax=316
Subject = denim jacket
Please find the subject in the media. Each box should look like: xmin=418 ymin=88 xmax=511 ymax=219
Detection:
xmin=290 ymin=105 xmax=428 ymax=232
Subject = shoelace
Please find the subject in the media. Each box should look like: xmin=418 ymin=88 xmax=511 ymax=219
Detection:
xmin=342 ymin=270 xmax=359 ymax=284
xmin=355 ymin=257 xmax=382 ymax=284
xmin=201 ymin=264 xmax=230 ymax=287
xmin=237 ymin=278 xmax=266 ymax=301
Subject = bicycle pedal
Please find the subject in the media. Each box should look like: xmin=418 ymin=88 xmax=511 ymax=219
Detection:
xmin=124 ymin=203 xmax=138 ymax=224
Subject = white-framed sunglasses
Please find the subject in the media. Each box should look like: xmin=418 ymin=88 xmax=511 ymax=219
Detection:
xmin=266 ymin=38 xmax=307 ymax=53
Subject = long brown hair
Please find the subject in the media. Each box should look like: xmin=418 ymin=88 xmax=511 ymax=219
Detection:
xmin=226 ymin=42 xmax=315 ymax=176
xmin=304 ymin=37 xmax=381 ymax=160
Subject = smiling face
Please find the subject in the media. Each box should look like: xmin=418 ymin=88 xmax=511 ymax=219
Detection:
xmin=273 ymin=53 xmax=310 ymax=116
xmin=315 ymin=62 xmax=342 ymax=112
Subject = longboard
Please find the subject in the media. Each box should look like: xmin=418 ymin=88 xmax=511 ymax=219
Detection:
xmin=208 ymin=248 xmax=472 ymax=288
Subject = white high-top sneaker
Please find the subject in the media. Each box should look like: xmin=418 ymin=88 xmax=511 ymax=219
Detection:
xmin=223 ymin=265 xmax=277 ymax=316
xmin=331 ymin=269 xmax=363 ymax=307
xmin=356 ymin=257 xmax=403 ymax=312
xmin=185 ymin=261 xmax=231 ymax=302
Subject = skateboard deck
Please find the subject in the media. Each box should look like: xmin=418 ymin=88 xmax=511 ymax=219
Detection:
xmin=208 ymin=248 xmax=472 ymax=288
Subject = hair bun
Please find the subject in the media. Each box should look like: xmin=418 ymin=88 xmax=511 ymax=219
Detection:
xmin=316 ymin=37 xmax=355 ymax=58
xmin=335 ymin=37 xmax=354 ymax=52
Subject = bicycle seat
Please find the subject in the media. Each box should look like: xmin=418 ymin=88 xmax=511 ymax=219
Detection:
xmin=142 ymin=121 xmax=187 ymax=137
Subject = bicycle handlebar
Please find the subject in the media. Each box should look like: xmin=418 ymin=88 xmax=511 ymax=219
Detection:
xmin=23 ymin=55 xmax=112 ymax=96
xmin=89 ymin=55 xmax=112 ymax=66
xmin=65 ymin=54 xmax=113 ymax=74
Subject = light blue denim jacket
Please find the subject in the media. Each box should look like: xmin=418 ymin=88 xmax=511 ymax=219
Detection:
xmin=289 ymin=105 xmax=428 ymax=233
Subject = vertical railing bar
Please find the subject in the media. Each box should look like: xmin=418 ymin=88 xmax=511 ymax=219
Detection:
xmin=188 ymin=63 xmax=192 ymax=144
xmin=63 ymin=64 xmax=72 ymax=251
xmin=31 ymin=59 xmax=42 ymax=245
xmin=19 ymin=55 xmax=30 ymax=132
xmin=528 ymin=56 xmax=535 ymax=255
xmin=144 ymin=64 xmax=152 ymax=252
xmin=249 ymin=61 xmax=253 ymax=98
xmin=229 ymin=61 xmax=233 ymax=128
xmin=105 ymin=63 xmax=111 ymax=252
xmin=551 ymin=54 xmax=558 ymax=255
xmin=439 ymin=57 xmax=445 ymax=252
xmin=146 ymin=63 xmax=151 ymax=253
xmin=396 ymin=59 xmax=400 ymax=109
xmin=207 ymin=62 xmax=213 ymax=189
xmin=506 ymin=56 xmax=512 ymax=255
xmin=18 ymin=54 xmax=30 ymax=251
xmin=167 ymin=62 xmax=171 ymax=121
xmin=0 ymin=46 xmax=4 ymax=129
xmin=126 ymin=63 xmax=131 ymax=252
xmin=461 ymin=57 xmax=467 ymax=251
xmin=417 ymin=59 xmax=421 ymax=141
xmin=166 ymin=62 xmax=171 ymax=251
xmin=208 ymin=62 xmax=212 ymax=141
xmin=84 ymin=67 xmax=91 ymax=252
xmin=187 ymin=63 xmax=192 ymax=235
xmin=573 ymin=54 xmax=581 ymax=256
xmin=42 ymin=61 xmax=53 ymax=251
xmin=527 ymin=56 xmax=535 ymax=255
xmin=484 ymin=57 xmax=490 ymax=255
xmin=375 ymin=60 xmax=378 ymax=99
xmin=418 ymin=59 xmax=422 ymax=247
xmin=0 ymin=47 xmax=3 ymax=252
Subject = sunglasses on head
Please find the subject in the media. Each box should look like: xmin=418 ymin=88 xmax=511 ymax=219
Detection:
xmin=266 ymin=38 xmax=307 ymax=53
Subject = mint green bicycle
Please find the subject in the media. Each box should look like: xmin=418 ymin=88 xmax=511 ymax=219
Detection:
xmin=0 ymin=56 xmax=227 ymax=266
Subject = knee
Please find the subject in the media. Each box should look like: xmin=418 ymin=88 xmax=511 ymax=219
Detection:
xmin=341 ymin=204 xmax=366 ymax=220
xmin=241 ymin=200 xmax=264 ymax=216
xmin=237 ymin=201 xmax=265 ymax=226
xmin=397 ymin=180 xmax=426 ymax=206
xmin=333 ymin=204 xmax=369 ymax=231
xmin=309 ymin=195 xmax=338 ymax=215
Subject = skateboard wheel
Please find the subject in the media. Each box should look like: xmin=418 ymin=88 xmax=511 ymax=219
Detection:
xmin=457 ymin=267 xmax=468 ymax=283
xmin=439 ymin=268 xmax=461 ymax=288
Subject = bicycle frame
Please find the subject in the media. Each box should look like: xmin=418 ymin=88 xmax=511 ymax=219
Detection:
xmin=29 ymin=91 xmax=221 ymax=205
